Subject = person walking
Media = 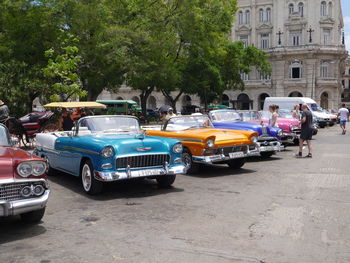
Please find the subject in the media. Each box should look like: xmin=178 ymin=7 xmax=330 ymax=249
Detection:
xmin=338 ymin=104 xmax=349 ymax=135
xmin=296 ymin=104 xmax=313 ymax=158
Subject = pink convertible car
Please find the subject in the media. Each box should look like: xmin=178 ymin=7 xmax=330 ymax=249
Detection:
xmin=238 ymin=110 xmax=301 ymax=145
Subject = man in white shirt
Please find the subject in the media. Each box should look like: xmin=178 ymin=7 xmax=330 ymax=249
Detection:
xmin=338 ymin=104 xmax=349 ymax=135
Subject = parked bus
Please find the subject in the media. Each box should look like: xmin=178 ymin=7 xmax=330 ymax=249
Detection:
xmin=96 ymin=100 xmax=139 ymax=115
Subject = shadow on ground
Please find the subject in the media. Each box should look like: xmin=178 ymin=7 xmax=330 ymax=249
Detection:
xmin=0 ymin=218 xmax=46 ymax=245
xmin=185 ymin=164 xmax=256 ymax=178
xmin=48 ymin=170 xmax=184 ymax=201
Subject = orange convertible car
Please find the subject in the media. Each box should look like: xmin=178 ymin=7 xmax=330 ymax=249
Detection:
xmin=144 ymin=115 xmax=259 ymax=173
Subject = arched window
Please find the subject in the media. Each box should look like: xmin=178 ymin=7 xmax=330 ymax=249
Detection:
xmin=238 ymin=11 xmax=243 ymax=24
xmin=320 ymin=92 xmax=329 ymax=109
xmin=258 ymin=93 xmax=270 ymax=110
xmin=289 ymin=91 xmax=303 ymax=97
xmin=289 ymin=60 xmax=303 ymax=79
xmin=266 ymin=8 xmax=271 ymax=22
xmin=328 ymin=2 xmax=332 ymax=17
xmin=298 ymin=3 xmax=304 ymax=17
xmin=222 ymin=94 xmax=230 ymax=106
xmin=147 ymin=96 xmax=157 ymax=109
xmin=237 ymin=94 xmax=251 ymax=110
xmin=321 ymin=1 xmax=327 ymax=16
xmin=288 ymin=3 xmax=294 ymax=14
xmin=245 ymin=10 xmax=250 ymax=24
xmin=182 ymin=95 xmax=192 ymax=107
xmin=131 ymin=96 xmax=140 ymax=106
xmin=259 ymin=8 xmax=264 ymax=22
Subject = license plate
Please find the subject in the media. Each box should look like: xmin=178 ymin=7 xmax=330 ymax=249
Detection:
xmin=131 ymin=169 xmax=165 ymax=177
xmin=229 ymin=152 xmax=244 ymax=158
xmin=260 ymin=146 xmax=274 ymax=152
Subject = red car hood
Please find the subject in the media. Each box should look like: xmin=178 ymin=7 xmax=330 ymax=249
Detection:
xmin=0 ymin=146 xmax=36 ymax=179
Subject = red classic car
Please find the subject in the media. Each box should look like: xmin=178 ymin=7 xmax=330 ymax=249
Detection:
xmin=0 ymin=124 xmax=49 ymax=223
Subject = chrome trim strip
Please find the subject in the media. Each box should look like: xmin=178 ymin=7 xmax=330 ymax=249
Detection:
xmin=180 ymin=138 xmax=203 ymax=143
xmin=60 ymin=146 xmax=99 ymax=155
xmin=0 ymin=178 xmax=48 ymax=187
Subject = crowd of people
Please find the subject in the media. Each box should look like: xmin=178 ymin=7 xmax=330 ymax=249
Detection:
xmin=268 ymin=103 xmax=314 ymax=158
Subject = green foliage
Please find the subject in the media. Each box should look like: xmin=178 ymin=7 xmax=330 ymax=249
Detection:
xmin=0 ymin=0 xmax=271 ymax=116
xmin=43 ymin=32 xmax=87 ymax=101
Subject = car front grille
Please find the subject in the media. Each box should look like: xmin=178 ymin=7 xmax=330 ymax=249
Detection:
xmin=116 ymin=154 xmax=170 ymax=169
xmin=292 ymin=128 xmax=301 ymax=134
xmin=222 ymin=145 xmax=248 ymax=156
xmin=0 ymin=181 xmax=46 ymax=202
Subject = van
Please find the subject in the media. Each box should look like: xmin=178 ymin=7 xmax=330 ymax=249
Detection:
xmin=263 ymin=97 xmax=331 ymax=128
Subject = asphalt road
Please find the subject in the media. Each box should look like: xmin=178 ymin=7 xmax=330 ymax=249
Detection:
xmin=1 ymin=126 xmax=350 ymax=263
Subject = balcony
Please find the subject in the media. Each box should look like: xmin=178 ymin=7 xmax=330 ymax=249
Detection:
xmin=317 ymin=78 xmax=339 ymax=85
xmin=267 ymin=44 xmax=346 ymax=55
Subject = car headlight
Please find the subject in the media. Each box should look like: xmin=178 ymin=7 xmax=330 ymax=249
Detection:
xmin=172 ymin=143 xmax=183 ymax=154
xmin=17 ymin=162 xmax=33 ymax=177
xmin=101 ymin=146 xmax=114 ymax=158
xmin=251 ymin=136 xmax=258 ymax=144
xmin=206 ymin=139 xmax=215 ymax=148
xmin=31 ymin=161 xmax=47 ymax=176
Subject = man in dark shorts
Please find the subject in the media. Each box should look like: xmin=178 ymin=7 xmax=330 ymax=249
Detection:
xmin=296 ymin=104 xmax=313 ymax=158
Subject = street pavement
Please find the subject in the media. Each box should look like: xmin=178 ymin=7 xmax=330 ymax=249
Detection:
xmin=1 ymin=125 xmax=350 ymax=263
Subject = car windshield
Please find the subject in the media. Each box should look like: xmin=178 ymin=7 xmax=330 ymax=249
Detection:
xmin=278 ymin=110 xmax=293 ymax=118
xmin=209 ymin=111 xmax=241 ymax=122
xmin=307 ymin=103 xmax=319 ymax=111
xmin=78 ymin=116 xmax=140 ymax=134
xmin=260 ymin=111 xmax=272 ymax=119
xmin=0 ymin=125 xmax=10 ymax=146
xmin=165 ymin=116 xmax=213 ymax=131
xmin=238 ymin=111 xmax=260 ymax=121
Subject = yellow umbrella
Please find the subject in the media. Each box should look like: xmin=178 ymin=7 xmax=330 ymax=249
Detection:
xmin=44 ymin=101 xmax=106 ymax=109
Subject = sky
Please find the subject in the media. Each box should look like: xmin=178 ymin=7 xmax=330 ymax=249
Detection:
xmin=342 ymin=0 xmax=350 ymax=52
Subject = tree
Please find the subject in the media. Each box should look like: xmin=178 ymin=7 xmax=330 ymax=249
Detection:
xmin=0 ymin=0 xmax=60 ymax=116
xmin=54 ymin=0 xmax=127 ymax=100
xmin=43 ymin=32 xmax=87 ymax=102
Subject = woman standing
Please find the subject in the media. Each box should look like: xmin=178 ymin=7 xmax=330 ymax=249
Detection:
xmin=268 ymin=104 xmax=279 ymax=127
xmin=292 ymin=104 xmax=301 ymax=120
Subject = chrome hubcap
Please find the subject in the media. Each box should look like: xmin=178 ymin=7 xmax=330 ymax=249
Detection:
xmin=82 ymin=164 xmax=92 ymax=191
xmin=183 ymin=153 xmax=192 ymax=170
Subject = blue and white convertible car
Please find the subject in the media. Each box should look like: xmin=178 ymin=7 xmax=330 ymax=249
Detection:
xmin=35 ymin=115 xmax=185 ymax=195
xmin=208 ymin=110 xmax=282 ymax=158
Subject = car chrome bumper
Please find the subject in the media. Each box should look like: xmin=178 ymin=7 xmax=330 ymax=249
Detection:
xmin=257 ymin=141 xmax=282 ymax=153
xmin=280 ymin=133 xmax=297 ymax=144
xmin=192 ymin=145 xmax=258 ymax=164
xmin=94 ymin=164 xmax=186 ymax=181
xmin=0 ymin=190 xmax=50 ymax=217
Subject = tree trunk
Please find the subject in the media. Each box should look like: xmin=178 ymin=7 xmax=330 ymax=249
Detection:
xmin=139 ymin=86 xmax=154 ymax=117
xmin=161 ymin=89 xmax=183 ymax=113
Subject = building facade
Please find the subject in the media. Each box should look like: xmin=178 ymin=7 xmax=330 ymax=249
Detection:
xmin=230 ymin=0 xmax=347 ymax=110
xmin=98 ymin=0 xmax=348 ymax=111
xmin=342 ymin=56 xmax=350 ymax=106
